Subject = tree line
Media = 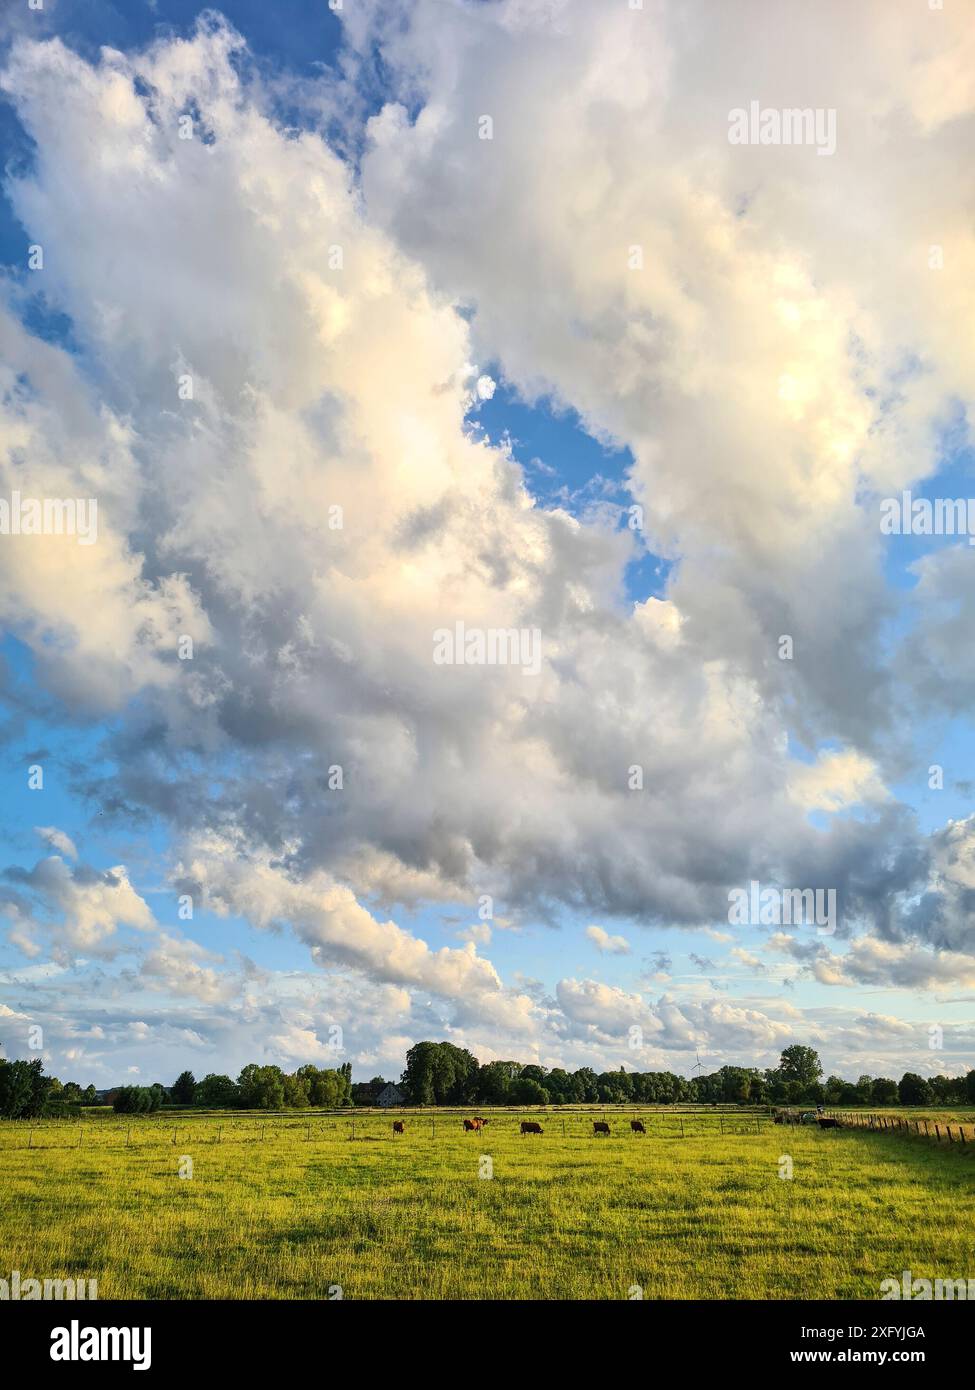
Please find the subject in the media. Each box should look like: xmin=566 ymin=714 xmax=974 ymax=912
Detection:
xmin=390 ymin=1042 xmax=975 ymax=1110
xmin=0 ymin=1059 xmax=98 ymax=1119
xmin=3 ymin=1045 xmax=973 ymax=1118
xmin=146 ymin=1062 xmax=355 ymax=1113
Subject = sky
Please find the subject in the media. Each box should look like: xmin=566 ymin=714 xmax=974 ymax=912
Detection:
xmin=0 ymin=0 xmax=973 ymax=1090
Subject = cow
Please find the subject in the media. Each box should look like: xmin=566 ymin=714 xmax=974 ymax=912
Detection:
xmin=818 ymin=1117 xmax=841 ymax=1130
xmin=630 ymin=1120 xmax=646 ymax=1134
xmin=593 ymin=1121 xmax=610 ymax=1136
xmin=392 ymin=1121 xmax=405 ymax=1134
xmin=520 ymin=1121 xmax=543 ymax=1135
xmin=464 ymin=1117 xmax=488 ymax=1132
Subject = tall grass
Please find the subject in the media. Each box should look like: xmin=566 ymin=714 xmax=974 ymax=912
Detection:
xmin=1 ymin=1111 xmax=970 ymax=1299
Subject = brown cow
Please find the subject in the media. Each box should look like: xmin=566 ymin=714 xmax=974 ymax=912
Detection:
xmin=593 ymin=1121 xmax=610 ymax=1136
xmin=463 ymin=1117 xmax=486 ymax=1132
xmin=630 ymin=1119 xmax=646 ymax=1134
xmin=392 ymin=1120 xmax=405 ymax=1134
xmin=520 ymin=1121 xmax=543 ymax=1135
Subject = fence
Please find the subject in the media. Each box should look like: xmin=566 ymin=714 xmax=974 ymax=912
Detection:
xmin=827 ymin=1110 xmax=974 ymax=1148
xmin=0 ymin=1109 xmax=777 ymax=1151
xmin=6 ymin=1107 xmax=971 ymax=1153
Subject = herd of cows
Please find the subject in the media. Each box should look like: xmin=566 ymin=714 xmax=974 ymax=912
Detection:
xmin=389 ymin=1117 xmax=651 ymax=1136
xmin=386 ymin=1111 xmax=843 ymax=1136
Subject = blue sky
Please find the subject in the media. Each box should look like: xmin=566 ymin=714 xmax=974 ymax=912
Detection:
xmin=0 ymin=0 xmax=973 ymax=1088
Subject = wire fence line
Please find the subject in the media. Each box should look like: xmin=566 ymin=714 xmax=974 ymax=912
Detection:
xmin=826 ymin=1110 xmax=974 ymax=1148
xmin=3 ymin=1106 xmax=972 ymax=1153
xmin=0 ymin=1112 xmax=781 ymax=1151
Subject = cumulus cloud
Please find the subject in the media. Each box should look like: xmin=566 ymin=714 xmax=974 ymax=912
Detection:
xmin=0 ymin=15 xmax=949 ymax=956
xmin=585 ymin=924 xmax=631 ymax=955
xmin=0 ymin=7 xmax=972 ymax=1081
xmin=2 ymin=854 xmax=154 ymax=957
xmin=176 ymin=834 xmax=503 ymax=1001
xmin=767 ymin=932 xmax=975 ymax=992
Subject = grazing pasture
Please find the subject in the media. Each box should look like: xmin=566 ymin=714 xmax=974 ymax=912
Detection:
xmin=0 ymin=1107 xmax=971 ymax=1300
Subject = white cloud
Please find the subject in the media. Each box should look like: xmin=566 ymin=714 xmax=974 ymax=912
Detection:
xmin=0 ymin=10 xmax=972 ymax=1084
xmin=585 ymin=924 xmax=631 ymax=955
xmin=34 ymin=826 xmax=78 ymax=860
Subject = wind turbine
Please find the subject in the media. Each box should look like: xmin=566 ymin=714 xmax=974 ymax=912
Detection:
xmin=691 ymin=1048 xmax=706 ymax=1075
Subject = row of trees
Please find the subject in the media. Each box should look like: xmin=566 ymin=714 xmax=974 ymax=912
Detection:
xmin=6 ymin=1047 xmax=974 ymax=1118
xmin=112 ymin=1084 xmax=168 ymax=1114
xmin=395 ymin=1042 xmax=975 ymax=1109
xmin=0 ymin=1059 xmax=98 ymax=1119
xmin=158 ymin=1062 xmax=355 ymax=1113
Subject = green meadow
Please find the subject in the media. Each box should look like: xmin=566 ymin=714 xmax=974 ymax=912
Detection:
xmin=1 ymin=1108 xmax=972 ymax=1300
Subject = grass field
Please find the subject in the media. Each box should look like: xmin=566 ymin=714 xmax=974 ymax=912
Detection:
xmin=2 ymin=1106 xmax=972 ymax=1300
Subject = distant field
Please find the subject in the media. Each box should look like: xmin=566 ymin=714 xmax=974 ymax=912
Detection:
xmin=1 ymin=1106 xmax=972 ymax=1300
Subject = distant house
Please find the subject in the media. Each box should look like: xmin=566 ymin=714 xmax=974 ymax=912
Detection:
xmin=375 ymin=1083 xmax=406 ymax=1108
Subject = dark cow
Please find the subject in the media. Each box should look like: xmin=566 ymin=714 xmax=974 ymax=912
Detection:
xmin=630 ymin=1120 xmax=646 ymax=1134
xmin=593 ymin=1121 xmax=610 ymax=1136
xmin=520 ymin=1121 xmax=543 ymax=1135
xmin=818 ymin=1117 xmax=841 ymax=1130
xmin=392 ymin=1121 xmax=405 ymax=1134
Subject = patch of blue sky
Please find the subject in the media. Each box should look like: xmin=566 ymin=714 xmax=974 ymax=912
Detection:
xmin=873 ymin=407 xmax=973 ymax=593
xmin=5 ymin=0 xmax=343 ymax=78
xmin=889 ymin=715 xmax=975 ymax=836
xmin=473 ymin=373 xmax=672 ymax=603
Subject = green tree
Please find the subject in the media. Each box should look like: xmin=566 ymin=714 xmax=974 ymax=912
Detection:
xmin=870 ymin=1077 xmax=898 ymax=1106
xmin=897 ymin=1073 xmax=932 ymax=1105
xmin=776 ymin=1046 xmax=823 ymax=1089
xmin=0 ymin=1058 xmax=57 ymax=1118
xmin=0 ymin=1059 xmax=37 ymax=1118
xmin=282 ymin=1071 xmax=311 ymax=1108
xmin=571 ymin=1067 xmax=599 ymax=1102
xmin=474 ymin=1060 xmax=521 ymax=1105
xmin=113 ymin=1085 xmax=164 ymax=1114
xmin=171 ymin=1070 xmax=196 ymax=1105
xmin=237 ymin=1064 xmax=286 ymax=1110
xmin=510 ymin=1077 xmax=549 ymax=1104
xmin=196 ymin=1073 xmax=239 ymax=1107
xmin=854 ymin=1075 xmax=874 ymax=1104
xmin=400 ymin=1042 xmax=440 ymax=1106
